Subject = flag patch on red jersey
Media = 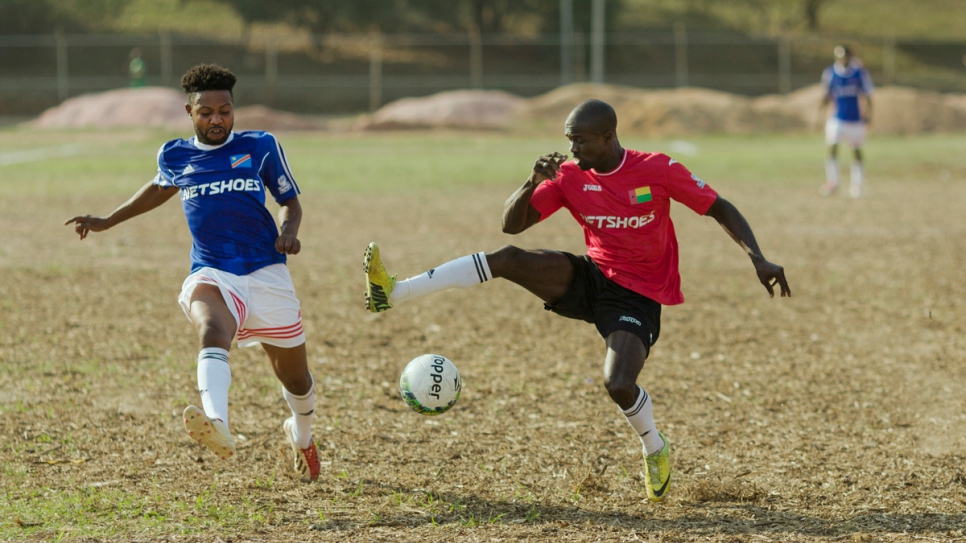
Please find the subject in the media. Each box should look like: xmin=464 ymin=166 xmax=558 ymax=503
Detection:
xmin=628 ymin=186 xmax=652 ymax=204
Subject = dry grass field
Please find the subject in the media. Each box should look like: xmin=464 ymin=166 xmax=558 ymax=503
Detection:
xmin=0 ymin=128 xmax=964 ymax=542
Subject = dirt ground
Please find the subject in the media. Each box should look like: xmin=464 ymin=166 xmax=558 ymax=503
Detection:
xmin=1 ymin=150 xmax=965 ymax=542
xmin=27 ymin=83 xmax=966 ymax=137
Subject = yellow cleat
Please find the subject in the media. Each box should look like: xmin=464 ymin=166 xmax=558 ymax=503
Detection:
xmin=643 ymin=431 xmax=671 ymax=502
xmin=363 ymin=242 xmax=396 ymax=313
xmin=183 ymin=405 xmax=235 ymax=460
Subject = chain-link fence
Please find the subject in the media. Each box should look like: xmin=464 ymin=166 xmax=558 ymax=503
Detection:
xmin=1 ymin=30 xmax=963 ymax=116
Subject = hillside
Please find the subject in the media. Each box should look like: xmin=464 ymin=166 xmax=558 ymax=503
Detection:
xmin=35 ymin=0 xmax=966 ymax=42
xmin=619 ymin=0 xmax=966 ymax=40
xmin=3 ymin=0 xmax=963 ymax=117
xmin=27 ymin=83 xmax=966 ymax=137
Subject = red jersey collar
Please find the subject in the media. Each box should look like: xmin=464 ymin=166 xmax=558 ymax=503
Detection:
xmin=591 ymin=149 xmax=627 ymax=177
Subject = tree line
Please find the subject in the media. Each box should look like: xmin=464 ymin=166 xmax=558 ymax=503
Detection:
xmin=0 ymin=0 xmax=834 ymax=36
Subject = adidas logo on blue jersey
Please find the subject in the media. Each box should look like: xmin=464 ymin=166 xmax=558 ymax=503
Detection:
xmin=183 ymin=164 xmax=195 ymax=175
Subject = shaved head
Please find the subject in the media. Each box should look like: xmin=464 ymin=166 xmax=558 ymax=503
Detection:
xmin=564 ymin=99 xmax=622 ymax=172
xmin=566 ymin=99 xmax=617 ymax=135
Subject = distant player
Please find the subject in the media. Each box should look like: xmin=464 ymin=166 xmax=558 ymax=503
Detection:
xmin=819 ymin=45 xmax=874 ymax=198
xmin=65 ymin=64 xmax=321 ymax=483
xmin=128 ymin=48 xmax=146 ymax=88
xmin=363 ymin=99 xmax=791 ymax=503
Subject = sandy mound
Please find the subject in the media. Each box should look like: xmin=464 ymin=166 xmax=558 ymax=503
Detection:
xmin=232 ymin=105 xmax=328 ymax=132
xmin=525 ymin=82 xmax=966 ymax=136
xmin=26 ymin=87 xmax=327 ymax=132
xmin=29 ymin=87 xmax=189 ymax=130
xmin=870 ymin=87 xmax=966 ymax=135
xmin=363 ymin=89 xmax=526 ymax=130
xmin=368 ymin=82 xmax=966 ymax=136
xmin=527 ymin=84 xmax=772 ymax=135
xmin=25 ymin=84 xmax=966 ymax=136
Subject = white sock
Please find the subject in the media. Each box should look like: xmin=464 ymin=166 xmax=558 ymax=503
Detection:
xmin=197 ymin=347 xmax=231 ymax=428
xmin=390 ymin=252 xmax=491 ymax=304
xmin=850 ymin=161 xmax=863 ymax=190
xmin=825 ymin=157 xmax=839 ymax=186
xmin=283 ymin=375 xmax=315 ymax=449
xmin=622 ymin=386 xmax=665 ymax=455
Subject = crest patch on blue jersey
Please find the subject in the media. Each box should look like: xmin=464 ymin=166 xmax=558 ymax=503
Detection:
xmin=230 ymin=154 xmax=252 ymax=169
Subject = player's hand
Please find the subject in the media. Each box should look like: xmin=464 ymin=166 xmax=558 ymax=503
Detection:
xmin=812 ymin=111 xmax=824 ymax=132
xmin=531 ymin=152 xmax=568 ymax=183
xmin=64 ymin=215 xmax=111 ymax=240
xmin=275 ymin=233 xmax=301 ymax=255
xmin=754 ymin=258 xmax=791 ymax=298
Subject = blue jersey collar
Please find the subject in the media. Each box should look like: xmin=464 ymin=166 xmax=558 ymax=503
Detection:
xmin=192 ymin=131 xmax=236 ymax=151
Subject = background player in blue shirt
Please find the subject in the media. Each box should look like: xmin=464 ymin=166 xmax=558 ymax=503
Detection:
xmin=65 ymin=64 xmax=321 ymax=483
xmin=818 ymin=45 xmax=874 ymax=198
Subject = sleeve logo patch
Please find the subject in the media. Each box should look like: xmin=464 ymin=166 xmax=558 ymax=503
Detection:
xmin=277 ymin=175 xmax=293 ymax=194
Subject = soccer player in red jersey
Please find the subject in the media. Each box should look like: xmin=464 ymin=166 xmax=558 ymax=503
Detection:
xmin=363 ymin=99 xmax=790 ymax=502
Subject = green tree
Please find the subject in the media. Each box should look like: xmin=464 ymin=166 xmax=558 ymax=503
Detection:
xmin=802 ymin=0 xmax=827 ymax=30
xmin=212 ymin=0 xmax=404 ymax=33
xmin=410 ymin=0 xmax=559 ymax=33
xmin=684 ymin=0 xmax=833 ymax=33
xmin=0 ymin=0 xmax=134 ymax=34
xmin=0 ymin=0 xmax=77 ymax=33
xmin=207 ymin=0 xmax=620 ymax=35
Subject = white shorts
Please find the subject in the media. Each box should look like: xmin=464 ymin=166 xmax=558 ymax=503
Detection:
xmin=825 ymin=118 xmax=866 ymax=147
xmin=178 ymin=263 xmax=306 ymax=349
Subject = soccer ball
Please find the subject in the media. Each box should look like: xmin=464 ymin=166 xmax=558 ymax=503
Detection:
xmin=399 ymin=354 xmax=461 ymax=416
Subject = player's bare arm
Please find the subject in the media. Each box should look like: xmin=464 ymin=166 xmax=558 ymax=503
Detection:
xmin=704 ymin=196 xmax=791 ymax=298
xmin=64 ymin=181 xmax=178 ymax=240
xmin=815 ymin=94 xmax=831 ymax=130
xmin=502 ymin=152 xmax=567 ymax=235
xmin=275 ymin=196 xmax=302 ymax=255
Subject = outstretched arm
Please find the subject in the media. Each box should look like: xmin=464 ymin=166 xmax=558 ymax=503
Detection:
xmin=275 ymin=196 xmax=302 ymax=255
xmin=704 ymin=196 xmax=791 ymax=298
xmin=64 ymin=180 xmax=178 ymax=239
xmin=502 ymin=152 xmax=566 ymax=235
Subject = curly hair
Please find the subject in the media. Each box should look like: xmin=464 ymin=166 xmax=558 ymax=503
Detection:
xmin=180 ymin=64 xmax=237 ymax=96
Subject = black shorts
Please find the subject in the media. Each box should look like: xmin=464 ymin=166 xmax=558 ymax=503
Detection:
xmin=544 ymin=253 xmax=661 ymax=353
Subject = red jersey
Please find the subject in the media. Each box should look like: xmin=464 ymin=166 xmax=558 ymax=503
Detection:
xmin=529 ymin=149 xmax=718 ymax=305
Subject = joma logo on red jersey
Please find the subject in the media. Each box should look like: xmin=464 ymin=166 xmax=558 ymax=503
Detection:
xmin=580 ymin=212 xmax=656 ymax=229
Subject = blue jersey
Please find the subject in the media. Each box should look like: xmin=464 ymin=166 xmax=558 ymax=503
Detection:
xmin=153 ymin=131 xmax=301 ymax=275
xmin=822 ymin=61 xmax=874 ymax=122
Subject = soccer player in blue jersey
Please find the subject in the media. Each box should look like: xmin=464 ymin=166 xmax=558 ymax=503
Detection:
xmin=818 ymin=45 xmax=874 ymax=198
xmin=65 ymin=64 xmax=321 ymax=482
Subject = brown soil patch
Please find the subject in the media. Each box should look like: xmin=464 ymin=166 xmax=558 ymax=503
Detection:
xmin=25 ymin=87 xmax=328 ymax=132
xmin=2 ymin=145 xmax=965 ymax=541
xmin=25 ymin=84 xmax=966 ymax=137
xmin=524 ymin=83 xmax=966 ymax=136
xmin=362 ymin=89 xmax=527 ymax=130
xmin=28 ymin=87 xmax=189 ymax=130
